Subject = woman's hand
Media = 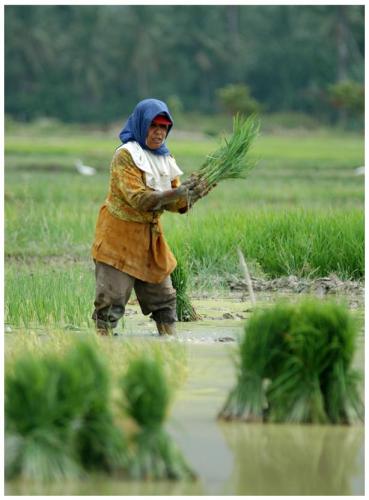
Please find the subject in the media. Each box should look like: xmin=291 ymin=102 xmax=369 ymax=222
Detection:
xmin=180 ymin=174 xmax=199 ymax=190
xmin=180 ymin=173 xmax=217 ymax=206
xmin=188 ymin=178 xmax=216 ymax=206
xmin=142 ymin=175 xmax=216 ymax=211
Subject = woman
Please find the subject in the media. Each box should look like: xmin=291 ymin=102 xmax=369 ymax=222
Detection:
xmin=91 ymin=98 xmax=209 ymax=336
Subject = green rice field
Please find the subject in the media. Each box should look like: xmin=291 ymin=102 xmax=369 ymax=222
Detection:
xmin=5 ymin=120 xmax=365 ymax=494
xmin=5 ymin=123 xmax=364 ymax=326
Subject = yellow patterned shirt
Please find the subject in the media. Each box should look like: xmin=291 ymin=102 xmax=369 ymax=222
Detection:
xmin=92 ymin=148 xmax=187 ymax=283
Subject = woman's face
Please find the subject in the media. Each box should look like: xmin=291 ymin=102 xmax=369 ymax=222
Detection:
xmin=146 ymin=123 xmax=168 ymax=149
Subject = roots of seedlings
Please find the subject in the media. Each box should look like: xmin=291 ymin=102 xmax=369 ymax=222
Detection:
xmin=128 ymin=428 xmax=196 ymax=480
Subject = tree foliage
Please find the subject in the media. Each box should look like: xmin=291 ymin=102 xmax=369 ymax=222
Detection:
xmin=217 ymin=84 xmax=260 ymax=115
xmin=328 ymin=80 xmax=364 ymax=117
xmin=5 ymin=5 xmax=364 ymax=123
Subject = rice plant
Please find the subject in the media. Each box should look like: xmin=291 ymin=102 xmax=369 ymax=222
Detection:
xmin=5 ymin=355 xmax=81 ymax=482
xmin=63 ymin=341 xmax=127 ymax=472
xmin=218 ymin=299 xmax=363 ymax=424
xmin=194 ymin=114 xmax=260 ymax=186
xmin=166 ymin=208 xmax=364 ymax=280
xmin=268 ymin=300 xmax=363 ymax=424
xmin=5 ymin=263 xmax=95 ymax=328
xmin=5 ymin=340 xmax=127 ymax=481
xmin=219 ymin=303 xmax=295 ymax=422
xmin=171 ymin=256 xmax=199 ymax=321
xmin=120 ymin=356 xmax=195 ymax=480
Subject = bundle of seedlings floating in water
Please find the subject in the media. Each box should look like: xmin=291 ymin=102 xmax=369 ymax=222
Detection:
xmin=171 ymin=255 xmax=199 ymax=321
xmin=120 ymin=356 xmax=195 ymax=480
xmin=192 ymin=114 xmax=260 ymax=187
xmin=5 ymin=340 xmax=127 ymax=482
xmin=218 ymin=299 xmax=363 ymax=424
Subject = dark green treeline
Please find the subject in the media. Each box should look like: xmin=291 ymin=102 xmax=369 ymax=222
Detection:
xmin=5 ymin=5 xmax=364 ymax=123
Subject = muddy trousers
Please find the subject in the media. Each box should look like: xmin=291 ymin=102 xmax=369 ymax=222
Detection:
xmin=92 ymin=261 xmax=177 ymax=332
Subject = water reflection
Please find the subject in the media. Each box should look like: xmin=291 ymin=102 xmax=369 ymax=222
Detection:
xmin=219 ymin=422 xmax=364 ymax=495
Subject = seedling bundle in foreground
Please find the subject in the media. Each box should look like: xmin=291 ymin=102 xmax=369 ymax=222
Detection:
xmin=219 ymin=299 xmax=363 ymax=424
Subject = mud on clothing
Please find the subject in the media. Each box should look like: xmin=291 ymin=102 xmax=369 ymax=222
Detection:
xmin=91 ymin=143 xmax=187 ymax=329
xmin=92 ymin=147 xmax=187 ymax=284
xmin=92 ymin=261 xmax=177 ymax=329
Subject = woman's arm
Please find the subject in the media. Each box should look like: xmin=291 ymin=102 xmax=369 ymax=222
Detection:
xmin=113 ymin=149 xmax=189 ymax=212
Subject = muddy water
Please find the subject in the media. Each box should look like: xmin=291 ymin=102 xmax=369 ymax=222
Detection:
xmin=5 ymin=298 xmax=365 ymax=495
xmin=168 ymin=341 xmax=364 ymax=496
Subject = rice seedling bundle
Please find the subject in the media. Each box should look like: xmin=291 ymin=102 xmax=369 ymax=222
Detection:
xmin=5 ymin=340 xmax=127 ymax=481
xmin=171 ymin=256 xmax=199 ymax=321
xmin=193 ymin=114 xmax=259 ymax=186
xmin=120 ymin=356 xmax=195 ymax=480
xmin=5 ymin=355 xmax=81 ymax=482
xmin=64 ymin=342 xmax=127 ymax=472
xmin=218 ymin=299 xmax=363 ymax=424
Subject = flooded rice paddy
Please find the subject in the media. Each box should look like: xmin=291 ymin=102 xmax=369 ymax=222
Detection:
xmin=5 ymin=293 xmax=364 ymax=495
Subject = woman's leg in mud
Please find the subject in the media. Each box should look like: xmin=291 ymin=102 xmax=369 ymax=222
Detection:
xmin=92 ymin=261 xmax=135 ymax=335
xmin=134 ymin=276 xmax=177 ymax=335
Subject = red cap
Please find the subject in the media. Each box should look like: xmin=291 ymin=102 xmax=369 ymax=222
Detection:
xmin=152 ymin=114 xmax=172 ymax=126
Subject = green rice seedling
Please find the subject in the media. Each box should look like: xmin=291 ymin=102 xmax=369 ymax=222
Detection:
xmin=194 ymin=114 xmax=259 ymax=186
xmin=5 ymin=329 xmax=189 ymax=396
xmin=5 ymin=340 xmax=127 ymax=481
xmin=218 ymin=303 xmax=295 ymax=421
xmin=4 ymin=207 xmax=364 ymax=332
xmin=5 ymin=263 xmax=95 ymax=328
xmin=218 ymin=299 xmax=363 ymax=424
xmin=171 ymin=256 xmax=199 ymax=321
xmin=122 ymin=357 xmax=170 ymax=429
xmin=268 ymin=300 xmax=363 ymax=424
xmin=62 ymin=341 xmax=127 ymax=472
xmin=120 ymin=356 xmax=195 ymax=480
xmin=165 ymin=208 xmax=364 ymax=280
xmin=5 ymin=353 xmax=81 ymax=481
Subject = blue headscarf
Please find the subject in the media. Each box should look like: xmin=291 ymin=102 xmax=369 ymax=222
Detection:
xmin=119 ymin=98 xmax=173 ymax=156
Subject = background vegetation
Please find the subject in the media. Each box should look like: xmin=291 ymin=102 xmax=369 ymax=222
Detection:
xmin=5 ymin=5 xmax=364 ymax=127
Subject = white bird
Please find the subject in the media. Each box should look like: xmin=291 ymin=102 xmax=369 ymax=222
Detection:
xmin=354 ymin=166 xmax=365 ymax=176
xmin=75 ymin=159 xmax=96 ymax=176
